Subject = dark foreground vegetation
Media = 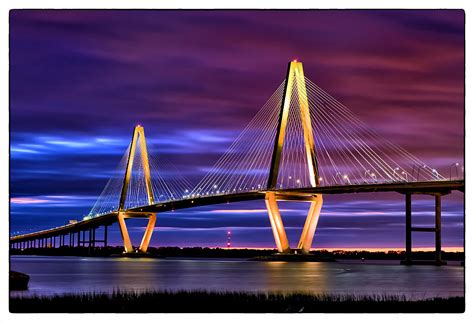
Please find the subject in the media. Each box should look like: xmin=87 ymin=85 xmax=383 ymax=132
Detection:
xmin=10 ymin=246 xmax=465 ymax=261
xmin=10 ymin=290 xmax=464 ymax=313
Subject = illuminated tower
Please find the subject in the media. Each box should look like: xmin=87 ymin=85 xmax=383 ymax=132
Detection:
xmin=117 ymin=125 xmax=157 ymax=253
xmin=265 ymin=60 xmax=323 ymax=254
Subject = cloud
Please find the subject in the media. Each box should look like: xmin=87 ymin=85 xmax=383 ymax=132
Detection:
xmin=11 ymin=197 xmax=50 ymax=204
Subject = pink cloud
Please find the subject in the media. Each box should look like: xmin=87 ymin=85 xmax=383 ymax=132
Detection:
xmin=11 ymin=197 xmax=50 ymax=204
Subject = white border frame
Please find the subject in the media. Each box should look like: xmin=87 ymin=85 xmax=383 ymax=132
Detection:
xmin=1 ymin=1 xmax=471 ymax=321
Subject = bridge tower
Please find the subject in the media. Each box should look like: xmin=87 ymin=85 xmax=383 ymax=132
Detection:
xmin=117 ymin=125 xmax=157 ymax=253
xmin=266 ymin=60 xmax=323 ymax=254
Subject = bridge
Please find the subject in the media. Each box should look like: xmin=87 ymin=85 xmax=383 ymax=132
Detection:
xmin=10 ymin=61 xmax=464 ymax=265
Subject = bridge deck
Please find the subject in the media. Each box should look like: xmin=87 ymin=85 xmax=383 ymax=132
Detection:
xmin=10 ymin=180 xmax=464 ymax=242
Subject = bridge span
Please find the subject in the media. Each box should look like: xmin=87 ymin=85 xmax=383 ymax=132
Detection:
xmin=11 ymin=180 xmax=464 ymax=265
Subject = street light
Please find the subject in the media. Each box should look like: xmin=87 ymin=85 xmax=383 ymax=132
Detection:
xmin=364 ymin=170 xmax=372 ymax=183
xmin=401 ymin=171 xmax=408 ymax=182
xmin=416 ymin=164 xmax=427 ymax=181
xmin=343 ymin=174 xmax=351 ymax=185
xmin=392 ymin=167 xmax=400 ymax=182
xmin=370 ymin=172 xmax=377 ymax=183
xmin=335 ymin=172 xmax=343 ymax=185
xmin=450 ymin=162 xmax=460 ymax=180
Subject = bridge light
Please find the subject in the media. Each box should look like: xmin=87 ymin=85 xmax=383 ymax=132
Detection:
xmin=450 ymin=163 xmax=460 ymax=180
xmin=319 ymin=177 xmax=323 ymax=182
xmin=213 ymin=185 xmax=218 ymax=189
xmin=288 ymin=176 xmax=292 ymax=179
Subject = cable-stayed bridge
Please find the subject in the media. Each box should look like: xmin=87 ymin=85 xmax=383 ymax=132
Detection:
xmin=10 ymin=61 xmax=464 ymax=264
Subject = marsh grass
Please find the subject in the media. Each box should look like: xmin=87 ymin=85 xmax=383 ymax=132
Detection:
xmin=10 ymin=290 xmax=464 ymax=313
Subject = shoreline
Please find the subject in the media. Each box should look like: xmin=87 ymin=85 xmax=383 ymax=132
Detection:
xmin=9 ymin=246 xmax=465 ymax=261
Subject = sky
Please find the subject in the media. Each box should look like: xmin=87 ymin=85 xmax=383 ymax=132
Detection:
xmin=10 ymin=10 xmax=464 ymax=250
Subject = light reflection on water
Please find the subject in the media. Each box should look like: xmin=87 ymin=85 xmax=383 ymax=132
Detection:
xmin=10 ymin=256 xmax=463 ymax=299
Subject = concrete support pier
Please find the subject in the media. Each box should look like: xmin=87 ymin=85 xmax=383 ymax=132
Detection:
xmin=401 ymin=192 xmax=446 ymax=266
xmin=404 ymin=193 xmax=412 ymax=264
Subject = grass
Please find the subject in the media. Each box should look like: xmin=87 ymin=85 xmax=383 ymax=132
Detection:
xmin=10 ymin=290 xmax=464 ymax=313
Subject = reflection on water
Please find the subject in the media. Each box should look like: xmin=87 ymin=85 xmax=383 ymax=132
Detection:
xmin=10 ymin=256 xmax=463 ymax=299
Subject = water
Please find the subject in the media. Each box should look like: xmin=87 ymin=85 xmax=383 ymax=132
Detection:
xmin=10 ymin=256 xmax=463 ymax=299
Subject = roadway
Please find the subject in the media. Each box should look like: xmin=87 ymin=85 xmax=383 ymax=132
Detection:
xmin=10 ymin=180 xmax=464 ymax=243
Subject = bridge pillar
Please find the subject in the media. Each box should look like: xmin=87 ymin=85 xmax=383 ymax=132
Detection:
xmin=118 ymin=212 xmax=134 ymax=253
xmin=104 ymin=225 xmax=108 ymax=247
xmin=404 ymin=193 xmax=412 ymax=264
xmin=297 ymin=194 xmax=324 ymax=254
xmin=117 ymin=126 xmax=156 ymax=253
xmin=435 ymin=194 xmax=442 ymax=265
xmin=401 ymin=192 xmax=446 ymax=265
xmin=88 ymin=229 xmax=92 ymax=251
xmin=265 ymin=60 xmax=323 ymax=254
xmin=139 ymin=214 xmax=156 ymax=253
xmin=263 ymin=192 xmax=324 ymax=254
xmin=92 ymin=228 xmax=96 ymax=248
xmin=265 ymin=192 xmax=290 ymax=253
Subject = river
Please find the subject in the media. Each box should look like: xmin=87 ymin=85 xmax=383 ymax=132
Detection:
xmin=10 ymin=255 xmax=464 ymax=299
